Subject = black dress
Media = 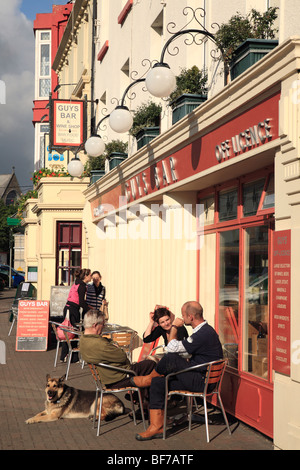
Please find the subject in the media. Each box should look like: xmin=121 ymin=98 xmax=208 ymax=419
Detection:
xmin=143 ymin=324 xmax=189 ymax=346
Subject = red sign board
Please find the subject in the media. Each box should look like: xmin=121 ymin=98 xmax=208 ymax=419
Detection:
xmin=272 ymin=230 xmax=291 ymax=375
xmin=16 ymin=300 xmax=50 ymax=351
xmin=126 ymin=91 xmax=280 ymax=205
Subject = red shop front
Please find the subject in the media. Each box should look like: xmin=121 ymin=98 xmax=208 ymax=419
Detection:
xmin=193 ymin=90 xmax=281 ymax=438
xmin=102 ymin=88 xmax=282 ymax=438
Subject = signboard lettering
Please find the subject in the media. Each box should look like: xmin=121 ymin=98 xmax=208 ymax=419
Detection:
xmin=16 ymin=300 xmax=49 ymax=351
xmin=215 ymin=119 xmax=272 ymax=162
xmin=51 ymin=99 xmax=85 ymax=148
xmin=272 ymin=230 xmax=291 ymax=375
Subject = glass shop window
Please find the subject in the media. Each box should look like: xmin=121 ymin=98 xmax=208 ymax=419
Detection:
xmin=243 ymin=225 xmax=269 ymax=379
xmin=199 ymin=195 xmax=215 ymax=225
xmin=261 ymin=174 xmax=274 ymax=210
xmin=218 ymin=188 xmax=238 ymax=222
xmin=243 ymin=179 xmax=265 ymax=217
xmin=218 ymin=230 xmax=240 ymax=368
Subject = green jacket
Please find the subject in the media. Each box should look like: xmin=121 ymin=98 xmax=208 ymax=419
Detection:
xmin=80 ymin=334 xmax=131 ymax=385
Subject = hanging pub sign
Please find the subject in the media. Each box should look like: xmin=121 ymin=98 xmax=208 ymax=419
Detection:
xmin=50 ymin=99 xmax=86 ymax=150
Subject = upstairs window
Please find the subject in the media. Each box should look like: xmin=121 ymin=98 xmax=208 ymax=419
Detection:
xmin=36 ymin=30 xmax=51 ymax=99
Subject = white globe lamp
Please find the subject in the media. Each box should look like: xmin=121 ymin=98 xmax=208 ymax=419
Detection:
xmin=84 ymin=134 xmax=105 ymax=157
xmin=67 ymin=157 xmax=84 ymax=177
xmin=109 ymin=105 xmax=133 ymax=133
xmin=145 ymin=62 xmax=176 ymax=98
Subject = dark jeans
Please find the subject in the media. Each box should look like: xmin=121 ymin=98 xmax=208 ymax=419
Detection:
xmin=149 ymin=353 xmax=206 ymax=409
xmin=106 ymin=359 xmax=156 ymax=389
xmin=60 ymin=304 xmax=80 ymax=361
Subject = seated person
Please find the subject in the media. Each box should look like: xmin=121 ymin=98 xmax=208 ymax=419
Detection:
xmin=143 ymin=306 xmax=189 ymax=347
xmin=79 ymin=309 xmax=156 ymax=417
xmin=133 ymin=301 xmax=224 ymax=441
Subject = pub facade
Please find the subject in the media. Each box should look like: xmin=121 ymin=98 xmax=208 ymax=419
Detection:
xmin=83 ymin=37 xmax=300 ymax=448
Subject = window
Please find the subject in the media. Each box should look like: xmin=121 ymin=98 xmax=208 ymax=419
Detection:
xmin=35 ymin=124 xmax=49 ymax=170
xmin=243 ymin=226 xmax=269 ymax=378
xmin=199 ymin=195 xmax=215 ymax=225
xmin=243 ymin=179 xmax=265 ymax=217
xmin=56 ymin=222 xmax=82 ymax=286
xmin=5 ymin=190 xmax=17 ymax=206
xmin=218 ymin=188 xmax=238 ymax=222
xmin=218 ymin=230 xmax=240 ymax=368
xmin=36 ymin=30 xmax=51 ymax=99
xmin=199 ymin=169 xmax=274 ymax=380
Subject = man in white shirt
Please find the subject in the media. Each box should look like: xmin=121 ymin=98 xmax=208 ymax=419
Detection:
xmin=134 ymin=301 xmax=223 ymax=441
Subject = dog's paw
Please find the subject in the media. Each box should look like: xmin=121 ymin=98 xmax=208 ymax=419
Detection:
xmin=25 ymin=417 xmax=35 ymax=424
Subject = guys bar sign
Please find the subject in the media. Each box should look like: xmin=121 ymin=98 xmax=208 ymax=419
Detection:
xmin=50 ymin=99 xmax=86 ymax=149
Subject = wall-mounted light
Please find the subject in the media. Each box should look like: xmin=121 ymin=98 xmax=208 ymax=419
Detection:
xmin=145 ymin=62 xmax=176 ymax=98
xmin=67 ymin=155 xmax=84 ymax=177
xmin=84 ymin=134 xmax=105 ymax=157
xmin=84 ymin=114 xmax=109 ymax=158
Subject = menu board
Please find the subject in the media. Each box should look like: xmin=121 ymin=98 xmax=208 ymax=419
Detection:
xmin=50 ymin=286 xmax=70 ymax=317
xmin=16 ymin=300 xmax=49 ymax=351
xmin=272 ymin=230 xmax=291 ymax=375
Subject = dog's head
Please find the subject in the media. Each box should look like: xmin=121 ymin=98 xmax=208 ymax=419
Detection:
xmin=45 ymin=374 xmax=66 ymax=402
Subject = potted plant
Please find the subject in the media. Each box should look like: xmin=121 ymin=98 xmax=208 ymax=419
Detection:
xmin=84 ymin=154 xmax=106 ymax=184
xmin=215 ymin=7 xmax=278 ymax=80
xmin=168 ymin=66 xmax=208 ymax=124
xmin=84 ymin=140 xmax=128 ymax=180
xmin=130 ymin=101 xmax=162 ymax=150
xmin=106 ymin=140 xmax=128 ymax=170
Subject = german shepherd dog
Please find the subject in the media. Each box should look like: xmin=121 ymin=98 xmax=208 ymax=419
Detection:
xmin=26 ymin=374 xmax=124 ymax=424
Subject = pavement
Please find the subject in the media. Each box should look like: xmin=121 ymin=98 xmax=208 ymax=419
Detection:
xmin=0 ymin=287 xmax=274 ymax=456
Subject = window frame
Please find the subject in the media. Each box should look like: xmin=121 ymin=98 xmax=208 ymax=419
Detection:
xmin=35 ymin=29 xmax=51 ymax=99
xmin=56 ymin=222 xmax=82 ymax=286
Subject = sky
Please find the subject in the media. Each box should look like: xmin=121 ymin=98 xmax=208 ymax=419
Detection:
xmin=0 ymin=0 xmax=70 ymax=194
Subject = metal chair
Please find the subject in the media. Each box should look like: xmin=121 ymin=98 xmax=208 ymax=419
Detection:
xmin=111 ymin=330 xmax=137 ymax=362
xmin=59 ymin=326 xmax=81 ymax=380
xmin=163 ymin=359 xmax=231 ymax=443
xmin=88 ymin=362 xmax=146 ymax=436
xmin=49 ymin=321 xmax=68 ymax=368
xmin=8 ymin=296 xmax=32 ymax=336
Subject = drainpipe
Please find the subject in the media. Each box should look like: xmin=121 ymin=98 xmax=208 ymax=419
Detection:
xmin=91 ymin=0 xmax=97 ymax=133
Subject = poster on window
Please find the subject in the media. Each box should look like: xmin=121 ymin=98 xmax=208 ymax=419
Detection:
xmin=272 ymin=230 xmax=291 ymax=376
xmin=51 ymin=99 xmax=86 ymax=148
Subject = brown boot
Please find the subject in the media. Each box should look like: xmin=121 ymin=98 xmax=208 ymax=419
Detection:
xmin=135 ymin=409 xmax=164 ymax=441
xmin=130 ymin=369 xmax=163 ymax=388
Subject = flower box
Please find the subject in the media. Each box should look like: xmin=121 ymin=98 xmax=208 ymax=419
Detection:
xmin=90 ymin=169 xmax=105 ymax=184
xmin=136 ymin=127 xmax=160 ymax=150
xmin=171 ymin=93 xmax=207 ymax=124
xmin=109 ymin=152 xmax=128 ymax=170
xmin=230 ymin=39 xmax=278 ymax=80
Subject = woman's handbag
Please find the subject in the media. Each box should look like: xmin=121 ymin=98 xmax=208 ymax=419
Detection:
xmin=100 ymin=301 xmax=109 ymax=321
xmin=57 ymin=310 xmax=76 ymax=340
